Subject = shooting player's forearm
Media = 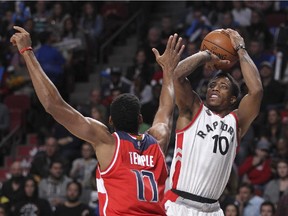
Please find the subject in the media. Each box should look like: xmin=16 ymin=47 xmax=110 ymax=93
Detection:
xmin=238 ymin=49 xmax=263 ymax=97
xmin=174 ymin=51 xmax=210 ymax=79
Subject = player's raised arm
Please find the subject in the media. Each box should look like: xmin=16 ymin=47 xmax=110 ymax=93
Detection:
xmin=224 ymin=28 xmax=263 ymax=137
xmin=148 ymin=34 xmax=184 ymax=153
xmin=10 ymin=26 xmax=114 ymax=148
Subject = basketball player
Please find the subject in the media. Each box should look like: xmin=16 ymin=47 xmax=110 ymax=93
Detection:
xmin=10 ymin=26 xmax=184 ymax=215
xmin=164 ymin=28 xmax=263 ymax=215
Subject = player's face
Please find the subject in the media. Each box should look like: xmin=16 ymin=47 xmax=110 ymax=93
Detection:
xmin=206 ymin=77 xmax=233 ymax=111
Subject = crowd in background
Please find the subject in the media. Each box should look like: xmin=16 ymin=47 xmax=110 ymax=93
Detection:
xmin=0 ymin=1 xmax=288 ymax=216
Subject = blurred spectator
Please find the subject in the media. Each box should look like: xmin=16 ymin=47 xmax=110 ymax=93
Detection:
xmin=61 ymin=16 xmax=88 ymax=83
xmin=217 ymin=11 xmax=239 ymax=29
xmin=69 ymin=142 xmax=97 ymax=204
xmin=13 ymin=177 xmax=52 ymax=216
xmin=90 ymin=106 xmax=107 ymax=124
xmin=138 ymin=26 xmax=165 ymax=66
xmin=275 ymin=191 xmax=288 ymax=216
xmin=52 ymin=122 xmax=84 ymax=164
xmin=0 ymin=100 xmax=9 ymax=139
xmin=272 ymin=138 xmax=288 ymax=161
xmin=32 ymin=1 xmax=50 ymax=33
xmin=246 ymin=9 xmax=274 ymax=50
xmin=77 ymin=88 xmax=106 ymax=119
xmin=100 ymin=1 xmax=129 ymax=43
xmin=101 ymin=67 xmax=131 ymax=99
xmin=1 ymin=161 xmax=26 ymax=211
xmin=48 ymin=2 xmax=70 ymax=42
xmin=195 ymin=64 xmax=215 ymax=100
xmin=231 ymin=1 xmax=252 ymax=27
xmin=0 ymin=10 xmax=16 ymax=42
xmin=23 ymin=18 xmax=39 ymax=47
xmin=230 ymin=66 xmax=248 ymax=100
xmin=29 ymin=136 xmax=69 ymax=181
xmin=54 ymin=181 xmax=92 ymax=216
xmin=263 ymin=159 xmax=288 ymax=205
xmin=259 ymin=108 xmax=283 ymax=147
xmin=224 ymin=203 xmax=239 ymax=216
xmin=38 ymin=160 xmax=71 ymax=210
xmin=235 ymin=182 xmax=265 ymax=216
xmin=235 ymin=126 xmax=255 ymax=166
xmin=185 ymin=8 xmax=211 ymax=43
xmin=238 ymin=138 xmax=273 ymax=195
xmin=141 ymin=78 xmax=161 ymax=125
xmin=160 ymin=15 xmax=175 ymax=45
xmin=247 ymin=40 xmax=275 ymax=69
xmin=125 ymin=49 xmax=154 ymax=85
xmin=280 ymin=99 xmax=288 ymax=124
xmin=129 ymin=74 xmax=153 ymax=105
xmin=259 ymin=201 xmax=276 ymax=216
xmin=0 ymin=204 xmax=7 ymax=216
xmin=259 ymin=62 xmax=285 ymax=112
xmin=79 ymin=2 xmax=103 ymax=58
xmin=35 ymin=30 xmax=66 ymax=99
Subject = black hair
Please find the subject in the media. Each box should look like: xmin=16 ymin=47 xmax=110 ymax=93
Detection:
xmin=110 ymin=93 xmax=141 ymax=133
xmin=209 ymin=71 xmax=241 ymax=108
xmin=24 ymin=176 xmax=39 ymax=199
xmin=237 ymin=182 xmax=254 ymax=194
xmin=49 ymin=159 xmax=63 ymax=169
xmin=260 ymin=201 xmax=276 ymax=214
xmin=67 ymin=180 xmax=82 ymax=196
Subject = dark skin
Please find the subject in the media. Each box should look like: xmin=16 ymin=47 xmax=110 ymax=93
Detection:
xmin=174 ymin=28 xmax=263 ymax=138
xmin=10 ymin=26 xmax=184 ymax=171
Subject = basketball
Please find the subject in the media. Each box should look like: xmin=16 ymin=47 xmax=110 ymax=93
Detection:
xmin=201 ymin=29 xmax=238 ymax=70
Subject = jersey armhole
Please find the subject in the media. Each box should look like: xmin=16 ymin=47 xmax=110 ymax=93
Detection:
xmin=99 ymin=133 xmax=120 ymax=175
xmin=176 ymin=103 xmax=204 ymax=133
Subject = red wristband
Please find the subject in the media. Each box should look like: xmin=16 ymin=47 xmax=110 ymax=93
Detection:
xmin=20 ymin=46 xmax=33 ymax=54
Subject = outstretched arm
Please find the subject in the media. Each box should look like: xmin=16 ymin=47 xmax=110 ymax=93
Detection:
xmin=148 ymin=34 xmax=184 ymax=153
xmin=10 ymin=26 xmax=115 ymax=168
xmin=224 ymin=29 xmax=263 ymax=137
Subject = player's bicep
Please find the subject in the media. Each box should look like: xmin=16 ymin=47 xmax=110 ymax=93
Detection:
xmin=148 ymin=123 xmax=170 ymax=154
xmin=237 ymin=93 xmax=262 ymax=137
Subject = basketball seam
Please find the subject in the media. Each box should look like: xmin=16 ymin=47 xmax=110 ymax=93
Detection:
xmin=203 ymin=39 xmax=237 ymax=57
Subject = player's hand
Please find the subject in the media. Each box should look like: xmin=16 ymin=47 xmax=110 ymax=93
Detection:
xmin=222 ymin=28 xmax=245 ymax=52
xmin=152 ymin=33 xmax=185 ymax=74
xmin=205 ymin=50 xmax=230 ymax=71
xmin=10 ymin=26 xmax=32 ymax=52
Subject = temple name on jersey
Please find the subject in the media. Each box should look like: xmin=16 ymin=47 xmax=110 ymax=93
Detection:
xmin=129 ymin=152 xmax=154 ymax=167
xmin=197 ymin=120 xmax=235 ymax=139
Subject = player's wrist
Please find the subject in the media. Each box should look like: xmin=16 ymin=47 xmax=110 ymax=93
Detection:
xmin=203 ymin=50 xmax=212 ymax=61
xmin=20 ymin=46 xmax=33 ymax=54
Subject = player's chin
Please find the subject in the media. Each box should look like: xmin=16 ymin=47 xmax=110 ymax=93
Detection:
xmin=206 ymin=99 xmax=221 ymax=108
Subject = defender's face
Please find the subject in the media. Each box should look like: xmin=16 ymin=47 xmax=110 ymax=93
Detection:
xmin=206 ymin=77 xmax=233 ymax=111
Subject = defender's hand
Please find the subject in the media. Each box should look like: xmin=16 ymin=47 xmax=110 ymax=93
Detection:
xmin=10 ymin=26 xmax=32 ymax=52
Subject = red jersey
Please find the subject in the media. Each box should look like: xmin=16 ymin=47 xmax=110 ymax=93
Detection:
xmin=96 ymin=131 xmax=168 ymax=216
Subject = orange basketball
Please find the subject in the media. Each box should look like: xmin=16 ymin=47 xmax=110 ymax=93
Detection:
xmin=201 ymin=29 xmax=238 ymax=70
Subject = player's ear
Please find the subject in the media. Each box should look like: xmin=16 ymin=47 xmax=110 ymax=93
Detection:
xmin=108 ymin=116 xmax=113 ymax=126
xmin=230 ymin=96 xmax=237 ymax=105
xmin=138 ymin=114 xmax=143 ymax=125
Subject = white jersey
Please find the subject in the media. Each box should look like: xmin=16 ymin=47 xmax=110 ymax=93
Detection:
xmin=169 ymin=103 xmax=239 ymax=200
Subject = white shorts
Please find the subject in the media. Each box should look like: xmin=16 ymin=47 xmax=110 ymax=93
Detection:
xmin=164 ymin=191 xmax=224 ymax=216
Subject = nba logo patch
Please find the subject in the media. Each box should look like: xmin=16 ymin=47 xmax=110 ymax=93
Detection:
xmin=206 ymin=109 xmax=212 ymax=116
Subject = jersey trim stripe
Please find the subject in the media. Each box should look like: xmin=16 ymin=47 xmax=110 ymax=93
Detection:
xmin=230 ymin=111 xmax=240 ymax=152
xmin=99 ymin=133 xmax=120 ymax=175
xmin=96 ymin=177 xmax=108 ymax=216
xmin=172 ymin=132 xmax=184 ymax=189
xmin=176 ymin=103 xmax=204 ymax=133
